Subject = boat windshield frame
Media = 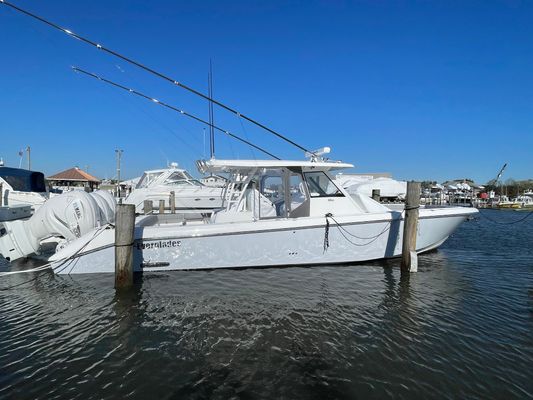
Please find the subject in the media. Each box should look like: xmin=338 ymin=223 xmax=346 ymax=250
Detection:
xmin=136 ymin=171 xmax=164 ymax=189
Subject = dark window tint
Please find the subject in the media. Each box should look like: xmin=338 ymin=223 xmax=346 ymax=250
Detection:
xmin=1 ymin=168 xmax=46 ymax=192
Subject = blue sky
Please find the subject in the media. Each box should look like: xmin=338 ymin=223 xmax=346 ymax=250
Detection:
xmin=1 ymin=0 xmax=532 ymax=183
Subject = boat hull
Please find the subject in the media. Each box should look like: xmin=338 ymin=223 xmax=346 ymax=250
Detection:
xmin=50 ymin=207 xmax=476 ymax=274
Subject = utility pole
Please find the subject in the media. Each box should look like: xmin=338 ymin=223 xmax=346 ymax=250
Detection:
xmin=115 ymin=149 xmax=123 ymax=198
xmin=26 ymin=146 xmax=31 ymax=170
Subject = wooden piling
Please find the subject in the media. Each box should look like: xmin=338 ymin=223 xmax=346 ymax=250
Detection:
xmin=372 ymin=189 xmax=380 ymax=202
xmin=115 ymin=203 xmax=136 ymax=289
xmin=170 ymin=191 xmax=176 ymax=214
xmin=159 ymin=199 xmax=165 ymax=214
xmin=401 ymin=181 xmax=420 ymax=273
xmin=143 ymin=200 xmax=153 ymax=215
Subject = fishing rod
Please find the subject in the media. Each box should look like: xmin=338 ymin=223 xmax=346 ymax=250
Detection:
xmin=0 ymin=0 xmax=313 ymax=155
xmin=71 ymin=66 xmax=280 ymax=160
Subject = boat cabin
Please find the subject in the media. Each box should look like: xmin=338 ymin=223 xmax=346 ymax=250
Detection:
xmin=196 ymin=159 xmax=388 ymax=223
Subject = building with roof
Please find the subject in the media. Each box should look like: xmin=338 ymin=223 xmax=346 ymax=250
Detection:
xmin=47 ymin=167 xmax=101 ymax=192
xmin=200 ymin=174 xmax=228 ymax=188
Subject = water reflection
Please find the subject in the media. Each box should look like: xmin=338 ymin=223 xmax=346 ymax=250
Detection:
xmin=0 ymin=211 xmax=532 ymax=399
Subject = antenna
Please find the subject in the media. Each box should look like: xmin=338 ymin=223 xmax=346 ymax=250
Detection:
xmin=18 ymin=149 xmax=23 ymax=168
xmin=26 ymin=146 xmax=31 ymax=170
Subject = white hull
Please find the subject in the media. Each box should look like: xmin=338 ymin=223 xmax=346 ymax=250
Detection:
xmin=50 ymin=207 xmax=474 ymax=274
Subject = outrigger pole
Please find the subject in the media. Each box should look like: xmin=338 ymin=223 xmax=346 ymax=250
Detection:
xmin=0 ymin=0 xmax=313 ymax=155
xmin=72 ymin=67 xmax=280 ymax=160
xmin=208 ymin=60 xmax=215 ymax=159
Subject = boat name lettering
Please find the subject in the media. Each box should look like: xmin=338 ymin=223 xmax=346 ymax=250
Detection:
xmin=136 ymin=240 xmax=181 ymax=250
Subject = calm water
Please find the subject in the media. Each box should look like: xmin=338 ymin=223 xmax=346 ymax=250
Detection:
xmin=1 ymin=210 xmax=532 ymax=399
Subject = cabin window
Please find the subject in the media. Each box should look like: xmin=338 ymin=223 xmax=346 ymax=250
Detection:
xmin=261 ymin=175 xmax=283 ymax=202
xmin=287 ymin=172 xmax=308 ymax=213
xmin=255 ymin=169 xmax=309 ymax=218
xmin=304 ymin=171 xmax=344 ymax=197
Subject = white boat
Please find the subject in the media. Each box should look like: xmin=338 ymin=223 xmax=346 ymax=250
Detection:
xmin=336 ymin=175 xmax=407 ymax=201
xmin=48 ymin=155 xmax=477 ymax=274
xmin=0 ymin=166 xmax=49 ymax=210
xmin=123 ymin=163 xmax=223 ymax=213
xmin=514 ymin=195 xmax=533 ymax=209
xmin=497 ymin=195 xmax=521 ymax=209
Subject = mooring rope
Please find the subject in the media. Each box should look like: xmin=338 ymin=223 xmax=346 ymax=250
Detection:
xmin=0 ymin=262 xmax=52 ymax=276
xmin=477 ymin=209 xmax=533 ymax=225
xmin=323 ymin=213 xmax=393 ymax=251
xmin=323 ymin=214 xmax=330 ymax=252
xmin=0 ymin=224 xmax=112 ymax=288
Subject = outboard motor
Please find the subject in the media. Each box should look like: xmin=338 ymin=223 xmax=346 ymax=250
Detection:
xmin=0 ymin=190 xmax=115 ymax=261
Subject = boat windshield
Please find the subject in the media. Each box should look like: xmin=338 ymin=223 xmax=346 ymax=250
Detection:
xmin=0 ymin=167 xmax=46 ymax=193
xmin=136 ymin=171 xmax=164 ymax=189
xmin=304 ymin=171 xmax=344 ymax=197
xmin=164 ymin=172 xmax=204 ymax=186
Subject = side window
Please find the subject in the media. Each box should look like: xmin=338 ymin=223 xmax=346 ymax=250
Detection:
xmin=304 ymin=171 xmax=344 ymax=197
xmin=290 ymin=172 xmax=307 ymax=205
xmin=261 ymin=175 xmax=283 ymax=202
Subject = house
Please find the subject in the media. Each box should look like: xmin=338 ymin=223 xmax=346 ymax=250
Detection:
xmin=47 ymin=167 xmax=101 ymax=192
xmin=200 ymin=174 xmax=228 ymax=188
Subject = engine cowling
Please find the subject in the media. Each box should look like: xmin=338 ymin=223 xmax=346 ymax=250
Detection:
xmin=0 ymin=190 xmax=115 ymax=262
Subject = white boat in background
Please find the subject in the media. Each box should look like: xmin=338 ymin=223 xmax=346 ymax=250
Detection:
xmin=497 ymin=195 xmax=521 ymax=209
xmin=47 ymin=152 xmax=477 ymax=275
xmin=0 ymin=166 xmax=49 ymax=210
xmin=336 ymin=175 xmax=407 ymax=202
xmin=514 ymin=195 xmax=533 ymax=209
xmin=123 ymin=163 xmax=223 ymax=213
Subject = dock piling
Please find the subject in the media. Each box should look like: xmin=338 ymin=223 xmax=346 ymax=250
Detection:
xmin=115 ymin=203 xmax=135 ymax=289
xmin=143 ymin=200 xmax=153 ymax=215
xmin=401 ymin=181 xmax=420 ymax=273
xmin=159 ymin=200 xmax=165 ymax=214
xmin=170 ymin=191 xmax=176 ymax=214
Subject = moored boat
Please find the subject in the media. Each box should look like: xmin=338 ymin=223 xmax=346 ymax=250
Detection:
xmin=123 ymin=163 xmax=223 ymax=214
xmin=48 ymin=156 xmax=478 ymax=274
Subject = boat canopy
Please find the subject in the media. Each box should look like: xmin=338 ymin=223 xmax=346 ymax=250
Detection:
xmin=196 ymin=159 xmax=354 ymax=174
